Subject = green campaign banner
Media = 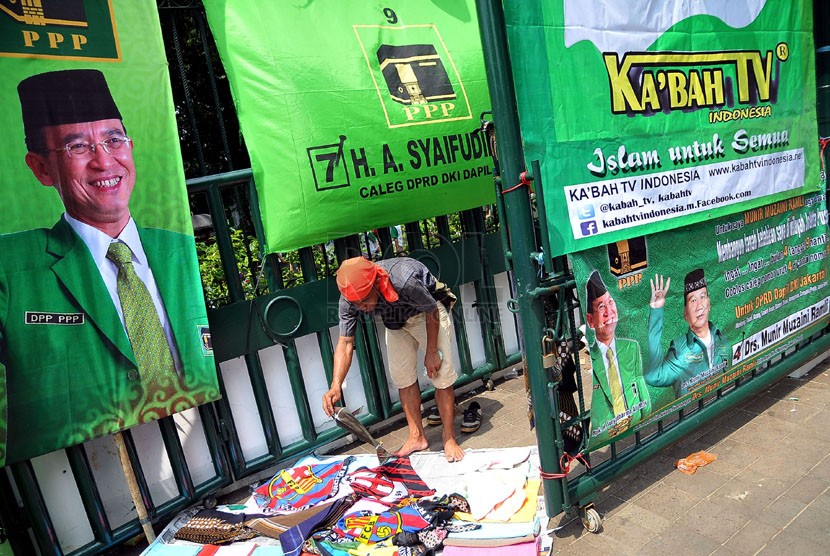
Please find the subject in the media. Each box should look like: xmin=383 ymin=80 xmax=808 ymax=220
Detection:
xmin=202 ymin=0 xmax=494 ymax=253
xmin=504 ymin=0 xmax=820 ymax=255
xmin=572 ymin=193 xmax=829 ymax=450
xmin=0 ymin=0 xmax=220 ymax=466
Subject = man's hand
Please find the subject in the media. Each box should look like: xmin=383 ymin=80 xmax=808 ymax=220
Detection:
xmin=424 ymin=348 xmax=442 ymax=379
xmin=322 ymin=384 xmax=342 ymax=416
xmin=650 ymin=274 xmax=671 ymax=309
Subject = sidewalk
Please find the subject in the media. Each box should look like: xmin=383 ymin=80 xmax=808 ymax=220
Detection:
xmin=335 ymin=355 xmax=830 ymax=556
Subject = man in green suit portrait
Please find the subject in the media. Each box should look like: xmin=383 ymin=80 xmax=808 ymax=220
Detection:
xmin=585 ymin=271 xmax=651 ymax=444
xmin=646 ymin=270 xmax=730 ymax=398
xmin=0 ymin=69 xmax=219 ymax=466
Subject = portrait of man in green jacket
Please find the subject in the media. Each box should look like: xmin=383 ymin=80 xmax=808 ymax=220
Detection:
xmin=646 ymin=269 xmax=730 ymax=398
xmin=0 ymin=69 xmax=219 ymax=466
xmin=585 ymin=271 xmax=651 ymax=443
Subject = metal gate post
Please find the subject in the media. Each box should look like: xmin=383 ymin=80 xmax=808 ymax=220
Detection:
xmin=817 ymin=2 xmax=829 ymax=138
xmin=476 ymin=1 xmax=566 ymax=516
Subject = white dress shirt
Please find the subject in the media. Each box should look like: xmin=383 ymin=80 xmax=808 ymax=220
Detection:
xmin=64 ymin=213 xmax=182 ymax=371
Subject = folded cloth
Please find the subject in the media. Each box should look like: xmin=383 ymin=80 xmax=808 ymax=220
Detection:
xmin=445 ymin=518 xmax=539 ymax=546
xmin=174 ymin=509 xmax=258 ymax=544
xmin=442 ymin=539 xmax=539 ymax=556
xmin=465 ymin=468 xmax=528 ymax=520
xmin=442 ymin=534 xmax=538 ymax=548
xmin=143 ymin=544 xmax=202 ymax=556
xmin=447 ymin=519 xmax=539 ymax=541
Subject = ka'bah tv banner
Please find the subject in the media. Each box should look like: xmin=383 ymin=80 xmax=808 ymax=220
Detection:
xmin=572 ymin=193 xmax=829 ymax=450
xmin=503 ymin=0 xmax=820 ymax=255
xmin=0 ymin=0 xmax=219 ymax=466
xmin=202 ymin=0 xmax=494 ymax=253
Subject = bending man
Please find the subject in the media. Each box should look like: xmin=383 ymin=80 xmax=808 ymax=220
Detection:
xmin=322 ymin=257 xmax=463 ymax=462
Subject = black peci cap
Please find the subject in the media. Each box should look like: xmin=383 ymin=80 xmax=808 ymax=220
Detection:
xmin=18 ymin=69 xmax=121 ymax=151
xmin=586 ymin=270 xmax=608 ymax=313
xmin=684 ymin=268 xmax=707 ymax=297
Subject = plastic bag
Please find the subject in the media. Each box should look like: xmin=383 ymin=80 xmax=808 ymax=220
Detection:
xmin=675 ymin=450 xmax=717 ymax=475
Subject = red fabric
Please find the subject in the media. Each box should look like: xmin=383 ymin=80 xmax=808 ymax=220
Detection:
xmin=336 ymin=257 xmax=398 ymax=303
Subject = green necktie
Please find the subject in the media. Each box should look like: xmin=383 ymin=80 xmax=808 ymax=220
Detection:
xmin=606 ymin=346 xmax=626 ymax=416
xmin=107 ymin=242 xmax=176 ymax=386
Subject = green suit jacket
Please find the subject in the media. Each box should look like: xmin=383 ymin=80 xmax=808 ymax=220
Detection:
xmin=646 ymin=306 xmax=730 ymax=397
xmin=0 ymin=218 xmax=220 ymax=465
xmin=589 ymin=338 xmax=651 ymax=444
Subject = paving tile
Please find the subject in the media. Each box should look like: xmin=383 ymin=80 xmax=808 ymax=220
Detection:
xmin=756 ymin=528 xmax=828 ymax=555
xmin=678 ymin=498 xmax=751 ymax=544
xmin=613 ymin=500 xmax=673 ymax=533
xmin=753 ymin=495 xmax=808 ymax=528
xmin=637 ymin=523 xmax=721 ymax=556
xmin=803 ymin=486 xmax=830 ymax=514
xmin=781 ymin=501 xmax=830 ymax=545
xmin=731 ymin=468 xmax=792 ymax=503
xmin=708 ymin=546 xmax=744 ymax=556
xmin=610 ymin=470 xmax=663 ymax=502
xmin=569 ymin=527 xmax=638 ymax=556
xmin=549 ymin=537 xmax=603 ymax=556
xmin=711 ymin=437 xmax=764 ymax=470
xmin=663 ymin=465 xmax=731 ymax=498
xmin=803 ymin=407 xmax=830 ymax=436
xmin=550 ymin=513 xmax=586 ymax=544
xmin=808 ymin=454 xmax=830 ymax=481
xmin=723 ymin=519 xmax=781 ymax=555
xmin=632 ymin=483 xmax=702 ymax=519
xmin=785 ymin=475 xmax=830 ymax=504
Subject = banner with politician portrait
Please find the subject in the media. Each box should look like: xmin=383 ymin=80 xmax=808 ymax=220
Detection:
xmin=503 ymin=0 xmax=820 ymax=255
xmin=202 ymin=0 xmax=494 ymax=253
xmin=0 ymin=0 xmax=220 ymax=466
xmin=573 ymin=193 xmax=829 ymax=451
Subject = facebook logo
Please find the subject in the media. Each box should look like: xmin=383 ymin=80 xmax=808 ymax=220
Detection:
xmin=577 ymin=205 xmax=595 ymax=219
xmin=580 ymin=221 xmax=598 ymax=236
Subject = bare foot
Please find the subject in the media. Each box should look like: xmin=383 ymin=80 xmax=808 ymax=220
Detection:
xmin=394 ymin=436 xmax=429 ymax=457
xmin=444 ymin=438 xmax=464 ymax=462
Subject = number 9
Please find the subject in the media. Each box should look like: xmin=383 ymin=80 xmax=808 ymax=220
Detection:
xmin=383 ymin=7 xmax=398 ymax=24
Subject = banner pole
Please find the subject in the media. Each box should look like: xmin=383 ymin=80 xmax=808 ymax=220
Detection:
xmin=113 ymin=432 xmax=156 ymax=543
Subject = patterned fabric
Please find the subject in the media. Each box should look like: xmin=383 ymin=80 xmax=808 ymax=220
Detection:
xmin=333 ymin=503 xmax=432 ymax=543
xmin=332 ymin=494 xmax=472 ymax=545
xmin=107 ymin=242 xmax=177 ymax=385
xmin=255 ymin=457 xmax=354 ymax=513
xmin=371 ymin=458 xmax=435 ymax=498
xmin=279 ymin=495 xmax=360 ymax=556
xmin=173 ymin=509 xmax=257 ymax=544
xmin=345 ymin=468 xmax=408 ymax=503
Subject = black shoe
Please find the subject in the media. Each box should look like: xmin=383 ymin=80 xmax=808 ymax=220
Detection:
xmin=425 ymin=406 xmax=442 ymax=426
xmin=460 ymin=402 xmax=482 ymax=433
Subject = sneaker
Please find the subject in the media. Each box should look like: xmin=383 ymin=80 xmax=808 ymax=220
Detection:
xmin=425 ymin=406 xmax=442 ymax=426
xmin=460 ymin=402 xmax=482 ymax=433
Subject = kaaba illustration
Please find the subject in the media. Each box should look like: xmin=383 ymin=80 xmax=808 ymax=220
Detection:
xmin=0 ymin=0 xmax=87 ymax=27
xmin=377 ymin=44 xmax=456 ymax=105
xmin=608 ymin=236 xmax=648 ymax=276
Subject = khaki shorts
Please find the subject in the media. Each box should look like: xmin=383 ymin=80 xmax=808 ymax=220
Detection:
xmin=386 ymin=303 xmax=457 ymax=390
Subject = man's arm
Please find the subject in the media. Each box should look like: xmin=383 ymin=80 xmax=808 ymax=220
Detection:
xmin=322 ymin=335 xmax=355 ymax=416
xmin=644 ymin=274 xmax=683 ymax=387
xmin=424 ymin=307 xmax=442 ymax=378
